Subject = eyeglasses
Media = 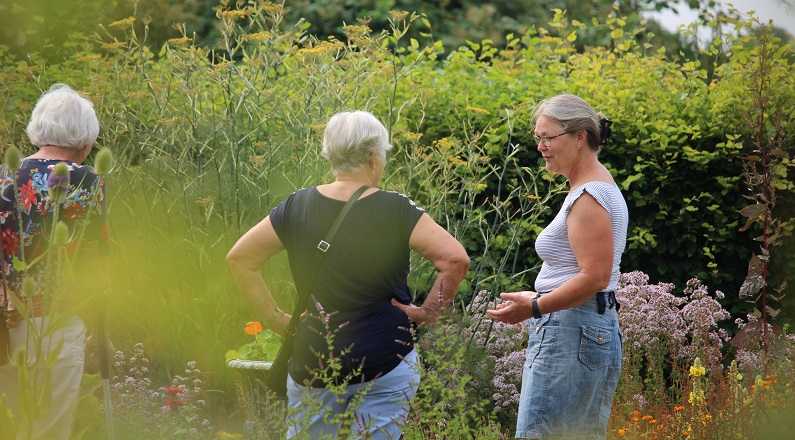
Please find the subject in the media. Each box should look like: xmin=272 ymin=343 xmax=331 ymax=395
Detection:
xmin=533 ymin=131 xmax=569 ymax=145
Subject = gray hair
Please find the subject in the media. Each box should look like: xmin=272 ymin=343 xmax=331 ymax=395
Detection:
xmin=533 ymin=94 xmax=608 ymax=151
xmin=26 ymin=83 xmax=100 ymax=149
xmin=321 ymin=111 xmax=392 ymax=172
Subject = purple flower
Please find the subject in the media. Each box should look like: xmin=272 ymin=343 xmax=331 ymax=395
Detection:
xmin=616 ymin=272 xmax=731 ymax=372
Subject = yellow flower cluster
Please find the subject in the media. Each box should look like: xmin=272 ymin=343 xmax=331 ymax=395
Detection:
xmin=242 ymin=31 xmax=271 ymax=42
xmin=167 ymin=37 xmax=192 ymax=47
xmin=259 ymin=1 xmax=283 ymax=14
xmin=76 ymin=53 xmax=102 ymax=63
xmin=448 ymin=156 xmax=467 ymax=166
xmin=342 ymin=24 xmax=371 ymax=41
xmin=689 ymin=357 xmax=706 ymax=377
xmin=108 ymin=16 xmax=136 ymax=29
xmin=689 ymin=365 xmax=706 ymax=377
xmin=249 ymin=155 xmax=266 ymax=168
xmin=401 ymin=131 xmax=422 ymax=143
xmin=688 ymin=389 xmax=705 ymax=405
xmin=433 ymin=137 xmax=455 ymax=152
xmin=101 ymin=40 xmax=127 ymax=50
xmin=388 ymin=10 xmax=409 ymax=22
xmin=298 ymin=41 xmax=343 ymax=56
xmin=213 ymin=61 xmax=232 ymax=72
xmin=220 ymin=9 xmax=250 ymax=20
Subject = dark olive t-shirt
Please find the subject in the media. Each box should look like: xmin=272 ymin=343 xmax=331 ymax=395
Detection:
xmin=269 ymin=187 xmax=424 ymax=385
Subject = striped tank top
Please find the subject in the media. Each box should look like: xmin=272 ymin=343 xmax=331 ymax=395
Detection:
xmin=534 ymin=181 xmax=629 ymax=293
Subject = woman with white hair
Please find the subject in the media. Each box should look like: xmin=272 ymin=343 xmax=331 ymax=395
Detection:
xmin=0 ymin=83 xmax=107 ymax=440
xmin=488 ymin=94 xmax=628 ymax=439
xmin=228 ymin=110 xmax=469 ymax=439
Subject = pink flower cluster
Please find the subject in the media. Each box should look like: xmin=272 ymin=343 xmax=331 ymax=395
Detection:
xmin=732 ymin=313 xmax=795 ymax=375
xmin=616 ymin=272 xmax=730 ymax=371
xmin=464 ymin=290 xmax=527 ymax=414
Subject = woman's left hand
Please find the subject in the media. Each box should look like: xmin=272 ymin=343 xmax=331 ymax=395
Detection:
xmin=486 ymin=291 xmax=537 ymax=324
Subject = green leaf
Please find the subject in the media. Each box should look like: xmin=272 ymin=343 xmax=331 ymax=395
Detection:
xmin=11 ymin=257 xmax=27 ymax=272
xmin=739 ymin=204 xmax=765 ymax=231
xmin=225 ymin=350 xmax=239 ymax=362
xmin=566 ymin=31 xmax=577 ymax=43
xmin=621 ymin=173 xmax=643 ymax=190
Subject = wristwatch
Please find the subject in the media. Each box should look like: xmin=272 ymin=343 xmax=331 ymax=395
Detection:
xmin=531 ymin=298 xmax=542 ymax=319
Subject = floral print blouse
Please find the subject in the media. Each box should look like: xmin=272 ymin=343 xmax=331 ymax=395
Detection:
xmin=0 ymin=158 xmax=106 ymax=308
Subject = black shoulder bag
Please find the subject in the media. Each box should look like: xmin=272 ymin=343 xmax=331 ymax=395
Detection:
xmin=265 ymin=185 xmax=369 ymax=399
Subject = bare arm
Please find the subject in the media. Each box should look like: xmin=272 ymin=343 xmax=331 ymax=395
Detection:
xmin=391 ymin=213 xmax=470 ymax=325
xmin=488 ymin=193 xmax=613 ymax=323
xmin=226 ymin=216 xmax=291 ymax=335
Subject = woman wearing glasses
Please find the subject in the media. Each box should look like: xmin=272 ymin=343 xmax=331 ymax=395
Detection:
xmin=488 ymin=94 xmax=628 ymax=439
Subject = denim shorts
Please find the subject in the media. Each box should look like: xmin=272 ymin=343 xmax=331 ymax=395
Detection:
xmin=286 ymin=349 xmax=420 ymax=439
xmin=516 ymin=296 xmax=622 ymax=439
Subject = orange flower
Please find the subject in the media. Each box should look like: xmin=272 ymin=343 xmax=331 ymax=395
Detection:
xmin=642 ymin=415 xmax=654 ymax=421
xmin=674 ymin=405 xmax=685 ymax=413
xmin=617 ymin=427 xmax=627 ymax=437
xmin=761 ymin=377 xmax=775 ymax=389
xmin=244 ymin=321 xmax=263 ymax=336
xmin=630 ymin=410 xmax=642 ymax=423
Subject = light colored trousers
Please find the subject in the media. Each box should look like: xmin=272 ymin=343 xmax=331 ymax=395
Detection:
xmin=0 ymin=316 xmax=86 ymax=440
xmin=286 ymin=349 xmax=420 ymax=440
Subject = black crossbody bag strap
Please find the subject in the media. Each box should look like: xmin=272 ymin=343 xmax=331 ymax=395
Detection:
xmin=266 ymin=185 xmax=369 ymax=398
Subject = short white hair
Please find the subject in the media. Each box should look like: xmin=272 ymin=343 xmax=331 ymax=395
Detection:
xmin=26 ymin=83 xmax=100 ymax=149
xmin=321 ymin=111 xmax=392 ymax=172
xmin=533 ymin=94 xmax=606 ymax=151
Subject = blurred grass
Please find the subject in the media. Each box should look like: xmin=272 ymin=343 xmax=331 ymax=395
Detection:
xmin=94 ymin=167 xmax=300 ymax=413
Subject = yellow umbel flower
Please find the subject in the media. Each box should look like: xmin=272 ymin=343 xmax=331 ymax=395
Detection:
xmin=689 ymin=357 xmax=706 ymax=377
xmin=108 ymin=16 xmax=136 ymax=29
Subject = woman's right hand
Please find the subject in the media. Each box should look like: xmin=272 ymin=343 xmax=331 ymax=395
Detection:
xmin=267 ymin=310 xmax=292 ymax=337
xmin=391 ymin=299 xmax=439 ymax=326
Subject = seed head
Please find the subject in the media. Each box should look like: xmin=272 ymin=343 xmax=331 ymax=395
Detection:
xmin=94 ymin=148 xmax=113 ymax=175
xmin=4 ymin=146 xmax=22 ymax=171
xmin=53 ymin=221 xmax=69 ymax=247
